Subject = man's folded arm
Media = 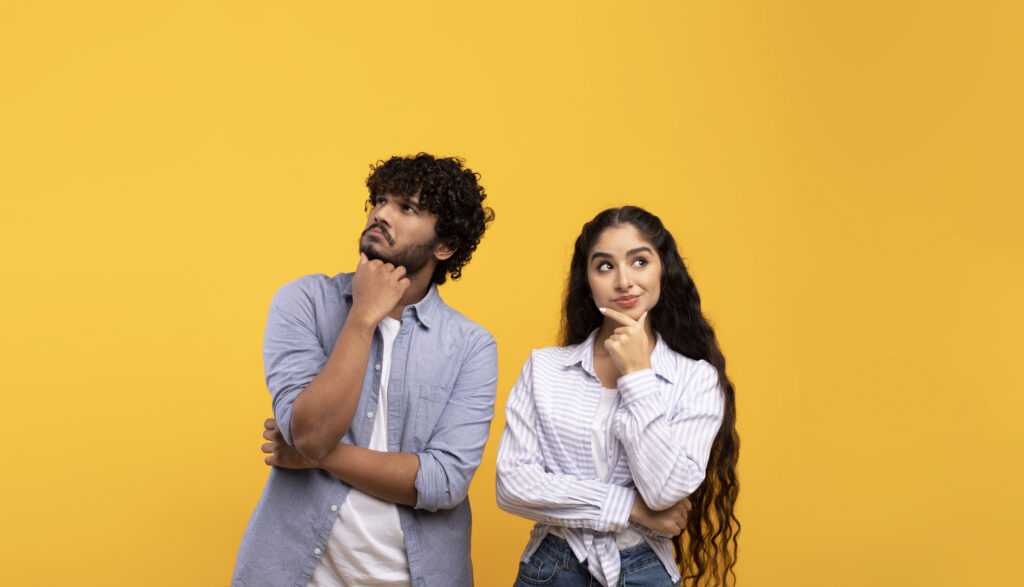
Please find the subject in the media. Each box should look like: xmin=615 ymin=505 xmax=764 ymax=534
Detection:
xmin=264 ymin=279 xmax=373 ymax=461
xmin=316 ymin=446 xmax=421 ymax=506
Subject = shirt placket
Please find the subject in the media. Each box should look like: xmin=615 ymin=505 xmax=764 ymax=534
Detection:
xmin=386 ymin=317 xmax=411 ymax=453
xmin=352 ymin=327 xmax=384 ymax=449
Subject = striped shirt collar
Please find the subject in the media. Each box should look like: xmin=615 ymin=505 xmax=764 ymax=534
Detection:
xmin=562 ymin=328 xmax=680 ymax=385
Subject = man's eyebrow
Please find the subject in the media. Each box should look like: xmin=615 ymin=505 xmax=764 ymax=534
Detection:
xmin=394 ymin=195 xmax=423 ymax=209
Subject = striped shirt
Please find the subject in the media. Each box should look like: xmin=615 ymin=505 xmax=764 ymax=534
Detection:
xmin=495 ymin=330 xmax=724 ymax=586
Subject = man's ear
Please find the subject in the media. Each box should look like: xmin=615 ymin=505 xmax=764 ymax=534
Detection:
xmin=433 ymin=242 xmax=455 ymax=261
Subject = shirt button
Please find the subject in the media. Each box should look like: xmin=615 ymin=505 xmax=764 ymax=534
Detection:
xmin=314 ymin=547 xmax=322 ymax=555
xmin=330 ymin=504 xmax=338 ymax=512
xmin=374 ymin=363 xmax=381 ymax=371
xmin=367 ymin=411 xmax=374 ymax=418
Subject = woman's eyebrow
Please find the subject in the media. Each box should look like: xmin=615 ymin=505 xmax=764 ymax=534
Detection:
xmin=590 ymin=247 xmax=653 ymax=262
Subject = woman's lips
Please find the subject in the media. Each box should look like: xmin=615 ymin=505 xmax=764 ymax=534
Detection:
xmin=614 ymin=295 xmax=638 ymax=308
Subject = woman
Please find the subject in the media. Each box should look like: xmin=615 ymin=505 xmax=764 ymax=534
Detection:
xmin=496 ymin=207 xmax=739 ymax=586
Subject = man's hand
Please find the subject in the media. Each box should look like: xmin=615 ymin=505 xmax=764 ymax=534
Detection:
xmin=629 ymin=492 xmax=692 ymax=536
xmin=288 ymin=254 xmax=408 ymax=460
xmin=262 ymin=418 xmax=318 ymax=469
xmin=261 ymin=415 xmax=420 ymax=505
xmin=600 ymin=308 xmax=652 ymax=375
xmin=350 ymin=253 xmax=411 ymax=325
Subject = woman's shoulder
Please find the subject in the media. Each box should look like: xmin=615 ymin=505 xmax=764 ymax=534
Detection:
xmin=520 ymin=340 xmax=589 ymax=374
xmin=528 ymin=343 xmax=578 ymax=363
xmin=655 ymin=340 xmax=719 ymax=385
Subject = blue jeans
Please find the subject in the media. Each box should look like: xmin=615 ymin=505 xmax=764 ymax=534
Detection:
xmin=513 ymin=534 xmax=679 ymax=587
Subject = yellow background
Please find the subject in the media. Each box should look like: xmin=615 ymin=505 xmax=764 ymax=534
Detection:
xmin=2 ymin=1 xmax=1021 ymax=585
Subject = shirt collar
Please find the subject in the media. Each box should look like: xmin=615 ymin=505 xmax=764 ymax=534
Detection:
xmin=342 ymin=279 xmax=441 ymax=329
xmin=562 ymin=330 xmax=599 ymax=377
xmin=563 ymin=328 xmax=679 ymax=384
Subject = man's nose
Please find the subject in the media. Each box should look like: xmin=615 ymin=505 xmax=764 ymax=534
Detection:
xmin=371 ymin=202 xmax=394 ymax=227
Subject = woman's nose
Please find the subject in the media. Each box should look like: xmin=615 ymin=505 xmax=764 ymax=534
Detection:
xmin=615 ymin=269 xmax=633 ymax=290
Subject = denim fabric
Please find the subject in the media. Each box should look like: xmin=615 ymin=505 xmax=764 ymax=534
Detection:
xmin=233 ymin=272 xmax=498 ymax=587
xmin=513 ymin=534 xmax=679 ymax=587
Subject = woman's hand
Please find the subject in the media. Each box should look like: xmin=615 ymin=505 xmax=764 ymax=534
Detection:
xmin=629 ymin=492 xmax=692 ymax=536
xmin=262 ymin=418 xmax=319 ymax=469
xmin=600 ymin=308 xmax=652 ymax=375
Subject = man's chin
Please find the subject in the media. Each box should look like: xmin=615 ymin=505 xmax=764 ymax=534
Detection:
xmin=358 ymin=241 xmax=433 ymax=275
xmin=359 ymin=243 xmax=389 ymax=264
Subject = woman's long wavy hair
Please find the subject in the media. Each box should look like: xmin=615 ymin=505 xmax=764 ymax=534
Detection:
xmin=560 ymin=206 xmax=740 ymax=586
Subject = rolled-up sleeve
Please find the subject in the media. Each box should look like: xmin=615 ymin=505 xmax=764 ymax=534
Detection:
xmin=263 ymin=278 xmax=328 ymax=447
xmin=414 ymin=330 xmax=498 ymax=512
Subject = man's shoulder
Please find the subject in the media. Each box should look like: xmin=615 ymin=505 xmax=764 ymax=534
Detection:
xmin=278 ymin=271 xmax=353 ymax=293
xmin=272 ymin=272 xmax=353 ymax=304
xmin=423 ymin=298 xmax=495 ymax=349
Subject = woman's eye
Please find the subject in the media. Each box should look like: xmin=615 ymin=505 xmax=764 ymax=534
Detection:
xmin=597 ymin=262 xmax=613 ymax=271
xmin=633 ymin=257 xmax=648 ymax=267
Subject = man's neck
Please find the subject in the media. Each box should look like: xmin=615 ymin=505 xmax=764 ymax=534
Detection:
xmin=386 ymin=269 xmax=434 ymax=321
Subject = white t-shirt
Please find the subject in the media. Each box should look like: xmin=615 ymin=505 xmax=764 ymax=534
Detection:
xmin=308 ymin=317 xmax=411 ymax=587
xmin=592 ymin=385 xmax=644 ymax=549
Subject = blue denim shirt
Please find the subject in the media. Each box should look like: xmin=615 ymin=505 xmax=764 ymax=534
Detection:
xmin=232 ymin=272 xmax=498 ymax=587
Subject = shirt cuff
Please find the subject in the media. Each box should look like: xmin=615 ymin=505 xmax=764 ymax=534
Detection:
xmin=275 ymin=405 xmax=295 ymax=447
xmin=615 ymin=369 xmax=665 ymax=434
xmin=413 ymin=452 xmax=445 ymax=512
xmin=616 ymin=368 xmax=658 ymax=404
xmin=598 ymin=484 xmax=636 ymax=532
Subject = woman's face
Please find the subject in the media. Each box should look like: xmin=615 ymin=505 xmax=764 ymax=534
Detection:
xmin=587 ymin=223 xmax=662 ymax=322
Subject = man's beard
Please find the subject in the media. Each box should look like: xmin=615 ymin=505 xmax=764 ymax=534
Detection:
xmin=359 ymin=238 xmax=437 ymax=276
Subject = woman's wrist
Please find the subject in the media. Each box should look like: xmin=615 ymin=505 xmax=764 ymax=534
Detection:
xmin=620 ymin=359 xmax=652 ymax=375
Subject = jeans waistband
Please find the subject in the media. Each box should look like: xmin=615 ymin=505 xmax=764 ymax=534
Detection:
xmin=536 ymin=532 xmax=662 ymax=572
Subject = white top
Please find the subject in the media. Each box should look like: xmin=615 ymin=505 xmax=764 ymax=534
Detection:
xmin=309 ymin=317 xmax=411 ymax=587
xmin=593 ymin=386 xmax=644 ymax=550
xmin=496 ymin=331 xmax=724 ymax=587
xmin=552 ymin=384 xmax=644 ymax=550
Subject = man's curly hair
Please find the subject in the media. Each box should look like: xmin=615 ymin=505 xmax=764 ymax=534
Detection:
xmin=365 ymin=153 xmax=494 ymax=285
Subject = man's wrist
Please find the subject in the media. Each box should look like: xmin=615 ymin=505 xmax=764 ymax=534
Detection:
xmin=342 ymin=308 xmax=379 ymax=335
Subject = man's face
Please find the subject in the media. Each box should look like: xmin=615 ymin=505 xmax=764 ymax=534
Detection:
xmin=359 ymin=193 xmax=442 ymax=275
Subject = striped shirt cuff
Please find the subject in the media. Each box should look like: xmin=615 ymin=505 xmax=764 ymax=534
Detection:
xmin=598 ymin=483 xmax=636 ymax=532
xmin=617 ymin=369 xmax=662 ymax=425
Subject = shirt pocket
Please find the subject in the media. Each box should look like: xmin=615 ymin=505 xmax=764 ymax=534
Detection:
xmin=412 ymin=384 xmax=451 ymax=449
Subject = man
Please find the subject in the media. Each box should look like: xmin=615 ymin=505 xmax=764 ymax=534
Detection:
xmin=232 ymin=153 xmax=497 ymax=587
